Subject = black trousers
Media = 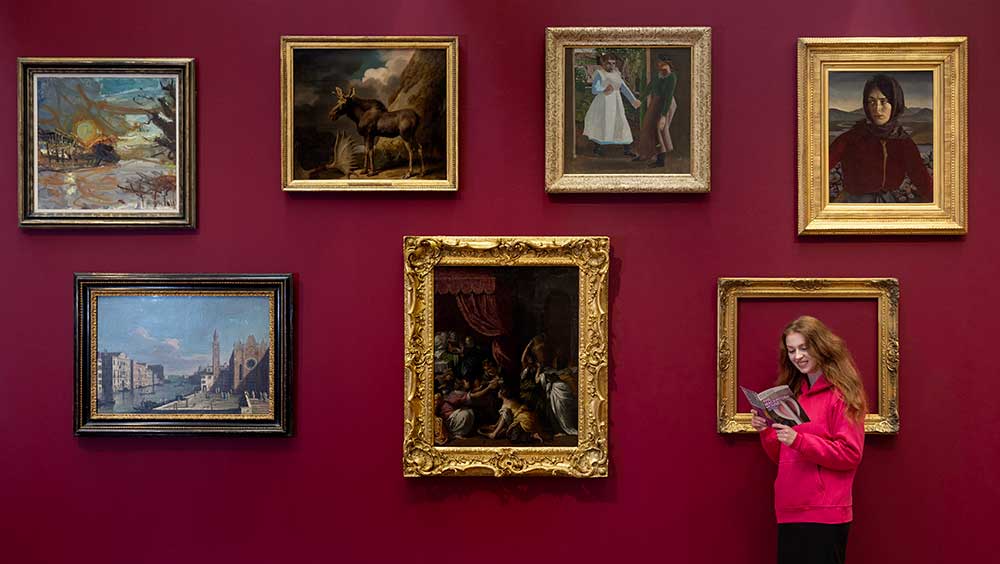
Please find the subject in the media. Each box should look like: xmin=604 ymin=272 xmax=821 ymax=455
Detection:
xmin=777 ymin=522 xmax=850 ymax=564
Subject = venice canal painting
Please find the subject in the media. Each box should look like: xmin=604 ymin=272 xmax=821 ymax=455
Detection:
xmin=95 ymin=295 xmax=273 ymax=416
xmin=34 ymin=74 xmax=179 ymax=213
xmin=433 ymin=267 xmax=580 ymax=447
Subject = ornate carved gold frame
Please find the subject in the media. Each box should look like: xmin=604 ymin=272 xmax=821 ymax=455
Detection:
xmin=797 ymin=37 xmax=968 ymax=235
xmin=544 ymin=27 xmax=711 ymax=193
xmin=717 ymin=278 xmax=899 ymax=435
xmin=403 ymin=237 xmax=610 ymax=477
xmin=280 ymin=36 xmax=459 ymax=192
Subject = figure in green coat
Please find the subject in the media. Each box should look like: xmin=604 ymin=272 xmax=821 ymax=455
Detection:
xmin=635 ymin=55 xmax=678 ymax=167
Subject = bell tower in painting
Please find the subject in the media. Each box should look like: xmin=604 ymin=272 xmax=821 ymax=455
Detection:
xmin=212 ymin=329 xmax=220 ymax=379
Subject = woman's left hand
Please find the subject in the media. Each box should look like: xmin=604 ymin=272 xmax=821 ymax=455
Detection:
xmin=772 ymin=424 xmax=798 ymax=446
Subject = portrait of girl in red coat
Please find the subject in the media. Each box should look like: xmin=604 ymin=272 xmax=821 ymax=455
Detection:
xmin=752 ymin=316 xmax=868 ymax=564
xmin=827 ymin=72 xmax=934 ymax=203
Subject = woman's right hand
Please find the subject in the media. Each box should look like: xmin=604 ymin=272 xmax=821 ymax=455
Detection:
xmin=750 ymin=410 xmax=769 ymax=432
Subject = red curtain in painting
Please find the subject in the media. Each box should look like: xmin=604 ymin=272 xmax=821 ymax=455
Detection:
xmin=435 ymin=270 xmax=508 ymax=337
xmin=454 ymin=293 xmax=505 ymax=336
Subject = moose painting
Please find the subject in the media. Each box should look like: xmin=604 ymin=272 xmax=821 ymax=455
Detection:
xmin=282 ymin=37 xmax=458 ymax=191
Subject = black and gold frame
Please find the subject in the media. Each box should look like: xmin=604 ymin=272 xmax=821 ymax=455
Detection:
xmin=75 ymin=274 xmax=292 ymax=435
xmin=19 ymin=58 xmax=196 ymax=228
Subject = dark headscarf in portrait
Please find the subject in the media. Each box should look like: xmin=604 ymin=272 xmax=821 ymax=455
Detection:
xmin=862 ymin=74 xmax=909 ymax=139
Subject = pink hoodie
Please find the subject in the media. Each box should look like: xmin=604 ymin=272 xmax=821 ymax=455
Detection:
xmin=759 ymin=375 xmax=864 ymax=524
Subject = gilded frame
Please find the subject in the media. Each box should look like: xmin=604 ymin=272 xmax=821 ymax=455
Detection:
xmin=18 ymin=58 xmax=197 ymax=228
xmin=544 ymin=27 xmax=711 ymax=193
xmin=797 ymin=37 xmax=968 ymax=235
xmin=403 ymin=236 xmax=610 ymax=477
xmin=280 ymin=36 xmax=459 ymax=192
xmin=74 ymin=274 xmax=293 ymax=435
xmin=717 ymin=278 xmax=899 ymax=435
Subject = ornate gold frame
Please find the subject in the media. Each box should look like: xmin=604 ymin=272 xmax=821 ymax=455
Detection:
xmin=797 ymin=37 xmax=968 ymax=235
xmin=717 ymin=278 xmax=899 ymax=435
xmin=403 ymin=236 xmax=610 ymax=477
xmin=544 ymin=27 xmax=711 ymax=193
xmin=18 ymin=58 xmax=197 ymax=228
xmin=280 ymin=36 xmax=459 ymax=192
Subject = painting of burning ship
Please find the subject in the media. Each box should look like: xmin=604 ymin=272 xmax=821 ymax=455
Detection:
xmin=19 ymin=59 xmax=196 ymax=227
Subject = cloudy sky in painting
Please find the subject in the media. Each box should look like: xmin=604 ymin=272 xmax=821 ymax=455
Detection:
xmin=829 ymin=70 xmax=933 ymax=111
xmin=293 ymin=49 xmax=415 ymax=132
xmin=97 ymin=295 xmax=270 ymax=376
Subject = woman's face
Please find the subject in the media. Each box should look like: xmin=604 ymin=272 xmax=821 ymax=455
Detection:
xmin=785 ymin=332 xmax=819 ymax=376
xmin=866 ymin=87 xmax=892 ymax=126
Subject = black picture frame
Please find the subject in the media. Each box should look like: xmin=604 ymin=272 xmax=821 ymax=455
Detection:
xmin=74 ymin=273 xmax=293 ymax=436
xmin=19 ymin=58 xmax=197 ymax=228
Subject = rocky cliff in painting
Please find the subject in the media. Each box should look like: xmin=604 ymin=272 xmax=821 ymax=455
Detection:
xmin=380 ymin=49 xmax=448 ymax=162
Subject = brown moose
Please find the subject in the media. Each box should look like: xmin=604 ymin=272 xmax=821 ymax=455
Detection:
xmin=328 ymin=86 xmax=424 ymax=178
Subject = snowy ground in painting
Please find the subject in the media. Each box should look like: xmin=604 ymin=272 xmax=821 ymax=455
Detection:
xmin=36 ymin=159 xmax=177 ymax=212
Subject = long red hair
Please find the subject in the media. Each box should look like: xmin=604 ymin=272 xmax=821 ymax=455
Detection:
xmin=776 ymin=316 xmax=867 ymax=422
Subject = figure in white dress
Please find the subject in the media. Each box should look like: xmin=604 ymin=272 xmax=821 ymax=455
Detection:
xmin=583 ymin=53 xmax=641 ymax=156
xmin=536 ymin=369 xmax=578 ymax=436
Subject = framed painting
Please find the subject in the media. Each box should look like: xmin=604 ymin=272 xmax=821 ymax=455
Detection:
xmin=798 ymin=37 xmax=968 ymax=235
xmin=75 ymin=274 xmax=293 ymax=435
xmin=716 ymin=278 xmax=900 ymax=435
xmin=544 ymin=27 xmax=711 ymax=193
xmin=403 ymin=236 xmax=610 ymax=477
xmin=18 ymin=58 xmax=196 ymax=228
xmin=281 ymin=36 xmax=458 ymax=191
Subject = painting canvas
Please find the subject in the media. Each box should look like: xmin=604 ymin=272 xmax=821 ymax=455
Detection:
xmin=281 ymin=37 xmax=458 ymax=191
xmin=95 ymin=295 xmax=272 ymax=416
xmin=433 ymin=267 xmax=580 ymax=447
xmin=18 ymin=59 xmax=195 ymax=227
xmin=75 ymin=274 xmax=292 ymax=435
xmin=565 ymin=47 xmax=692 ymax=175
xmin=545 ymin=27 xmax=711 ymax=193
xmin=828 ymin=71 xmax=934 ymax=204
xmin=797 ymin=37 xmax=967 ymax=235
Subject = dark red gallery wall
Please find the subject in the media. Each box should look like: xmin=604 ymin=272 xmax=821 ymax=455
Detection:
xmin=2 ymin=1 xmax=998 ymax=563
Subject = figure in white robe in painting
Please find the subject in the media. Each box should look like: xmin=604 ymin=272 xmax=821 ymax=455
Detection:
xmin=583 ymin=53 xmax=641 ymax=156
xmin=537 ymin=369 xmax=578 ymax=436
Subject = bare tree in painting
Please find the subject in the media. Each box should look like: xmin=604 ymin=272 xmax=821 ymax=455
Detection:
xmin=117 ymin=172 xmax=176 ymax=209
xmin=135 ymin=80 xmax=177 ymax=160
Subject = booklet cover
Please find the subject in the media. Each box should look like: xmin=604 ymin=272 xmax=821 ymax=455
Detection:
xmin=740 ymin=385 xmax=810 ymax=427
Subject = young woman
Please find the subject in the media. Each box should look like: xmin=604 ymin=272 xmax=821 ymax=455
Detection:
xmin=752 ymin=316 xmax=867 ymax=564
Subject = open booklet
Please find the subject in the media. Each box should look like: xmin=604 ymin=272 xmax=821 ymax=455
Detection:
xmin=740 ymin=385 xmax=810 ymax=427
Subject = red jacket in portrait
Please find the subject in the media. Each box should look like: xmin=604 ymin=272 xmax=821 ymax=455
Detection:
xmin=829 ymin=123 xmax=932 ymax=200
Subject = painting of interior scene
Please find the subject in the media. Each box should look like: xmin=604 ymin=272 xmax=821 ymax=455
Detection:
xmin=563 ymin=46 xmax=691 ymax=175
xmin=34 ymin=74 xmax=179 ymax=212
xmin=828 ymin=71 xmax=934 ymax=203
xmin=433 ymin=267 xmax=580 ymax=447
xmin=95 ymin=295 xmax=272 ymax=416
xmin=292 ymin=48 xmax=448 ymax=181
